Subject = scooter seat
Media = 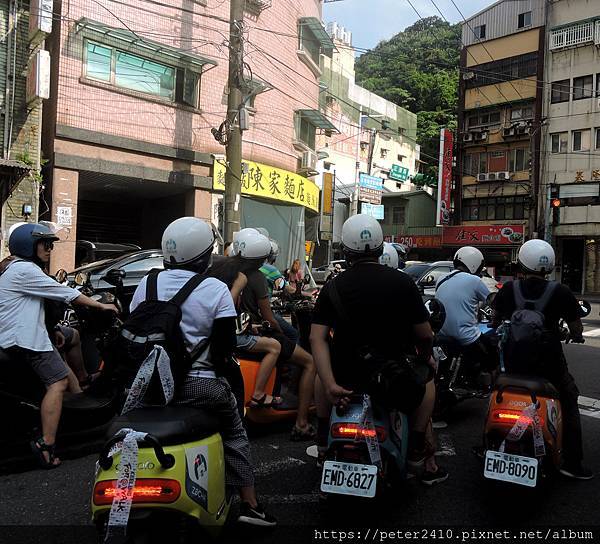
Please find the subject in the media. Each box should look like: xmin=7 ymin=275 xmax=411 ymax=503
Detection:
xmin=62 ymin=392 xmax=114 ymax=411
xmin=495 ymin=374 xmax=559 ymax=399
xmin=106 ymin=407 xmax=221 ymax=446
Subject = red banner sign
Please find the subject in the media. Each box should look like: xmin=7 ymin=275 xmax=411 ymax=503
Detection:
xmin=436 ymin=128 xmax=453 ymax=226
xmin=442 ymin=225 xmax=525 ymax=246
xmin=384 ymin=235 xmax=442 ymax=248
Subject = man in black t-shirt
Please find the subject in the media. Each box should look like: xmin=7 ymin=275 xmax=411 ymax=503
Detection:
xmin=311 ymin=215 xmax=447 ymax=485
xmin=492 ymin=239 xmax=592 ymax=480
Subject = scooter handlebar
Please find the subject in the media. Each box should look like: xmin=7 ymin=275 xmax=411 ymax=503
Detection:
xmin=99 ymin=433 xmax=175 ymax=471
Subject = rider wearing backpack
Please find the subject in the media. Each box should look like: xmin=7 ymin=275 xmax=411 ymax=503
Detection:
xmin=492 ymin=239 xmax=592 ymax=480
xmin=128 ymin=217 xmax=276 ymax=526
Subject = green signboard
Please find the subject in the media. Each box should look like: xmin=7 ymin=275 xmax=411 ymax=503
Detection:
xmin=390 ymin=164 xmax=410 ymax=182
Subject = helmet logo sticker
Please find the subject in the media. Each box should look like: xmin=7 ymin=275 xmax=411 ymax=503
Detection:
xmin=539 ymin=256 xmax=549 ymax=265
xmin=239 ymin=241 xmax=246 ymax=250
xmin=360 ymin=229 xmax=372 ymax=241
xmin=381 ymin=254 xmax=390 ymax=263
xmin=165 ymin=239 xmax=177 ymax=252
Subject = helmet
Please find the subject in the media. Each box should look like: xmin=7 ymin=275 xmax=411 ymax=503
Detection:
xmin=453 ymin=246 xmax=484 ymax=275
xmin=237 ymin=230 xmax=272 ymax=260
xmin=161 ymin=217 xmax=215 ymax=272
xmin=255 ymin=227 xmax=270 ymax=238
xmin=230 ymin=228 xmax=259 ymax=256
xmin=341 ymin=214 xmax=384 ymax=258
xmin=425 ymin=298 xmax=446 ymax=334
xmin=518 ymin=239 xmax=555 ymax=274
xmin=379 ymin=242 xmax=399 ymax=269
xmin=267 ymin=239 xmax=280 ymax=264
xmin=8 ymin=223 xmax=59 ymax=259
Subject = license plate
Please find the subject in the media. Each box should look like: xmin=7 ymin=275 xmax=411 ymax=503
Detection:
xmin=320 ymin=461 xmax=378 ymax=498
xmin=484 ymin=450 xmax=538 ymax=487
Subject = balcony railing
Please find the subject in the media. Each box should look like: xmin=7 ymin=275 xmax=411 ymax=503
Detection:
xmin=550 ymin=20 xmax=598 ymax=50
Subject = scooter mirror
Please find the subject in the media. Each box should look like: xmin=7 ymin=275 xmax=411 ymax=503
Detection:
xmin=102 ymin=268 xmax=126 ymax=287
xmin=55 ymin=269 xmax=67 ymax=284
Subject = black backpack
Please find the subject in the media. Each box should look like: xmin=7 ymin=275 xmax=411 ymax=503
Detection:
xmin=502 ymin=280 xmax=558 ymax=375
xmin=113 ymin=271 xmax=208 ymax=404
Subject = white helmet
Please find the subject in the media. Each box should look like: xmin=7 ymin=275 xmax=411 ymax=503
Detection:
xmin=230 ymin=228 xmax=259 ymax=256
xmin=341 ymin=214 xmax=384 ymax=257
xmin=162 ymin=217 xmax=215 ymax=271
xmin=453 ymin=246 xmax=484 ymax=275
xmin=267 ymin=239 xmax=280 ymax=264
xmin=255 ymin=227 xmax=270 ymax=238
xmin=237 ymin=230 xmax=272 ymax=260
xmin=379 ymin=242 xmax=399 ymax=269
xmin=518 ymin=239 xmax=555 ymax=274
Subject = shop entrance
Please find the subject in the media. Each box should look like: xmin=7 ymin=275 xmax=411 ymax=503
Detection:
xmin=561 ymin=238 xmax=584 ymax=294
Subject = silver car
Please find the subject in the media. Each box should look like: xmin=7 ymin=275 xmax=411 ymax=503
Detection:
xmin=311 ymin=260 xmax=347 ymax=284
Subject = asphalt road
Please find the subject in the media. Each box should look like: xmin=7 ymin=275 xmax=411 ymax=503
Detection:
xmin=2 ymin=319 xmax=600 ymax=544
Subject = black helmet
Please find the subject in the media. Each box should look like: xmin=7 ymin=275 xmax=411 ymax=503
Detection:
xmin=424 ymin=298 xmax=446 ymax=333
xmin=8 ymin=223 xmax=59 ymax=260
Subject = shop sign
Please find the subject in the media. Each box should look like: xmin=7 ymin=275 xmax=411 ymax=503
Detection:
xmin=56 ymin=206 xmax=72 ymax=226
xmin=213 ymin=159 xmax=320 ymax=213
xmin=361 ymin=203 xmax=384 ymax=220
xmin=359 ymin=187 xmax=382 ymax=204
xmin=359 ymin=173 xmax=384 ymax=191
xmin=442 ymin=225 xmax=525 ymax=246
xmin=436 ymin=128 xmax=453 ymax=226
xmin=390 ymin=164 xmax=410 ymax=182
xmin=394 ymin=235 xmax=442 ymax=249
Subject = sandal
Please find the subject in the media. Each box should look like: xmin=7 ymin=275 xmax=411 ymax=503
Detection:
xmin=247 ymin=394 xmax=283 ymax=409
xmin=30 ymin=437 xmax=61 ymax=469
xmin=290 ymin=424 xmax=316 ymax=442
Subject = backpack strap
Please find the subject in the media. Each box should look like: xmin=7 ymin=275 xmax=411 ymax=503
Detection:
xmin=435 ymin=270 xmax=461 ymax=291
xmin=513 ymin=280 xmax=558 ymax=312
xmin=170 ymin=273 xmax=208 ymax=307
xmin=145 ymin=271 xmax=160 ymax=302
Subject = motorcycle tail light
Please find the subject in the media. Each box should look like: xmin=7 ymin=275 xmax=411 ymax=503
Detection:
xmin=331 ymin=422 xmax=386 ymax=442
xmin=492 ymin=410 xmax=544 ymax=427
xmin=93 ymin=479 xmax=181 ymax=506
xmin=496 ymin=283 xmax=503 ymax=289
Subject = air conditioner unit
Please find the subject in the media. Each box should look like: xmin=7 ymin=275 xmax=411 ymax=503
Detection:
xmin=300 ymin=150 xmax=318 ymax=172
xmin=488 ymin=172 xmax=498 ymax=181
xmin=497 ymin=171 xmax=510 ymax=180
xmin=503 ymin=127 xmax=515 ymax=137
xmin=477 ymin=173 xmax=488 ymax=182
xmin=463 ymin=133 xmax=473 ymax=142
xmin=474 ymin=131 xmax=488 ymax=141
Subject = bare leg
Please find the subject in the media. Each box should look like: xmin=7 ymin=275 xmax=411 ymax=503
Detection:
xmin=62 ymin=330 xmax=88 ymax=383
xmin=40 ymin=377 xmax=68 ymax=465
xmin=424 ymin=419 xmax=438 ymax=472
xmin=65 ymin=366 xmax=83 ymax=394
xmin=239 ymin=486 xmax=258 ymax=508
xmin=289 ymin=346 xmax=316 ymax=429
xmin=411 ymin=379 xmax=436 ymax=433
xmin=249 ymin=337 xmax=281 ymax=402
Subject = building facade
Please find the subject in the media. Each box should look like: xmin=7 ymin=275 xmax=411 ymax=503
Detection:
xmin=43 ymin=0 xmax=331 ymax=271
xmin=456 ymin=0 xmax=546 ymax=274
xmin=542 ymin=0 xmax=600 ymax=293
xmin=1 ymin=0 xmax=50 ymax=256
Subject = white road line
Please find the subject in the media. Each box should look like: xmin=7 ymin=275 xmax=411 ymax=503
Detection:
xmin=582 ymin=327 xmax=600 ymax=337
xmin=435 ymin=433 xmax=456 ymax=456
xmin=262 ymin=493 xmax=320 ymax=504
xmin=254 ymin=456 xmax=307 ymax=476
xmin=579 ymin=395 xmax=600 ymax=419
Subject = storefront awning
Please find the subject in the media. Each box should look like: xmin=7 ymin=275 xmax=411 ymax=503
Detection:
xmin=298 ymin=17 xmax=337 ymax=57
xmin=296 ymin=109 xmax=340 ymax=133
xmin=75 ymin=18 xmax=218 ymax=71
xmin=0 ymin=159 xmax=32 ymax=204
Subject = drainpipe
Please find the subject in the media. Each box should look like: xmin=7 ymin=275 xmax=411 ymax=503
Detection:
xmin=3 ymin=0 xmax=17 ymax=159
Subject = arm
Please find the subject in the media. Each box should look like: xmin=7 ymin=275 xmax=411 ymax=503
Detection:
xmin=210 ymin=316 xmax=237 ymax=369
xmin=567 ymin=318 xmax=583 ymax=341
xmin=230 ymin=272 xmax=247 ymax=303
xmin=73 ymin=293 xmax=118 ymax=313
xmin=413 ymin=321 xmax=434 ymax=362
xmin=257 ymin=297 xmax=283 ymax=332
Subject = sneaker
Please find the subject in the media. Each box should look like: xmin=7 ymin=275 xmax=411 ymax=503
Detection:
xmin=237 ymin=502 xmax=277 ymax=527
xmin=421 ymin=466 xmax=449 ymax=486
xmin=559 ymin=464 xmax=594 ymax=480
xmin=432 ymin=420 xmax=448 ymax=429
xmin=407 ymin=441 xmax=435 ymax=468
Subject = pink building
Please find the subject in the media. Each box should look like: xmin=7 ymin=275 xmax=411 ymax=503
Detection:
xmin=43 ymin=0 xmax=336 ymax=270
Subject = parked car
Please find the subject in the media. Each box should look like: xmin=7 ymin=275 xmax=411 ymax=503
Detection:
xmin=311 ymin=260 xmax=347 ymax=284
xmin=75 ymin=240 xmax=141 ymax=267
xmin=68 ymin=249 xmax=164 ymax=310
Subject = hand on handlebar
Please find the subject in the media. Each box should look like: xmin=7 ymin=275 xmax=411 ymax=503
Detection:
xmin=326 ymin=383 xmax=353 ymax=409
xmin=570 ymin=335 xmax=585 ymax=344
xmin=101 ymin=303 xmax=120 ymax=314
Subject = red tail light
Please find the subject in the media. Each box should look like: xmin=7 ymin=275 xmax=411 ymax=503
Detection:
xmin=492 ymin=410 xmax=543 ymax=427
xmin=93 ymin=479 xmax=181 ymax=506
xmin=331 ymin=422 xmax=386 ymax=442
xmin=496 ymin=283 xmax=503 ymax=290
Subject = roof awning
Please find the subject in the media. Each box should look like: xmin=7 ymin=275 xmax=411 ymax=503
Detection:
xmin=297 ymin=109 xmax=340 ymax=133
xmin=75 ymin=18 xmax=218 ymax=71
xmin=298 ymin=17 xmax=337 ymax=57
xmin=0 ymin=159 xmax=32 ymax=204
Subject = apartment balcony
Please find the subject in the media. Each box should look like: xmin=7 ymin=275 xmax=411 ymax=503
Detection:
xmin=550 ymin=20 xmax=600 ymax=51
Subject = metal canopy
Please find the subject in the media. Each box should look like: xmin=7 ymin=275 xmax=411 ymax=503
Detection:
xmin=76 ymin=18 xmax=218 ymax=70
xmin=0 ymin=159 xmax=32 ymax=204
xmin=297 ymin=109 xmax=339 ymax=132
xmin=298 ymin=17 xmax=337 ymax=56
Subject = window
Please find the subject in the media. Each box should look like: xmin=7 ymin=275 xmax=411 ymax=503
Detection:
xmin=597 ymin=74 xmax=600 ymax=97
xmin=294 ymin=113 xmax=316 ymax=149
xmin=398 ymin=127 xmax=406 ymax=136
xmin=424 ymin=267 xmax=453 ymax=284
xmin=84 ymin=41 xmax=199 ymax=107
xmin=462 ymin=197 xmax=529 ymax=221
xmin=596 ymin=128 xmax=600 ymax=150
xmin=573 ymin=75 xmax=594 ymax=100
xmin=380 ymin=148 xmax=389 ymax=159
xmin=551 ymin=79 xmax=570 ymax=104
xmin=518 ymin=11 xmax=532 ymax=29
xmin=551 ymin=132 xmax=568 ymax=154
xmin=474 ymin=25 xmax=486 ymax=39
xmin=509 ymin=148 xmax=530 ymax=172
xmin=121 ymin=257 xmax=164 ymax=274
xmin=465 ymin=52 xmax=537 ymax=89
xmin=510 ymin=106 xmax=534 ymax=120
xmin=298 ymin=23 xmax=321 ymax=66
xmin=573 ymin=129 xmax=591 ymax=152
xmin=392 ymin=206 xmax=406 ymax=224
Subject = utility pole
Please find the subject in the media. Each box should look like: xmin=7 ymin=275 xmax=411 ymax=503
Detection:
xmin=223 ymin=0 xmax=245 ymax=243
xmin=351 ymin=105 xmax=363 ymax=216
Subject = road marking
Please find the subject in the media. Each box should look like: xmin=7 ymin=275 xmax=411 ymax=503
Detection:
xmin=305 ymin=445 xmax=318 ymax=458
xmin=582 ymin=328 xmax=600 ymax=337
xmin=435 ymin=433 xmax=456 ymax=456
xmin=262 ymin=493 xmax=320 ymax=504
xmin=254 ymin=456 xmax=307 ymax=476
xmin=579 ymin=395 xmax=600 ymax=419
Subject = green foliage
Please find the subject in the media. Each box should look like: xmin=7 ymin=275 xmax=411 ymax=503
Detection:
xmin=355 ymin=16 xmax=460 ymax=183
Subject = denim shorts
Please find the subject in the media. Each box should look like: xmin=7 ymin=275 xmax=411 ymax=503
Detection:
xmin=236 ymin=333 xmax=258 ymax=351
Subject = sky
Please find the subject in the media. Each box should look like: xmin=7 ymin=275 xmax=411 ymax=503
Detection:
xmin=323 ymin=0 xmax=494 ymax=51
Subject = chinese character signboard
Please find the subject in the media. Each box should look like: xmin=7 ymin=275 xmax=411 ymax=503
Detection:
xmin=390 ymin=164 xmax=410 ymax=182
xmin=436 ymin=128 xmax=453 ymax=226
xmin=394 ymin=235 xmax=442 ymax=248
xmin=322 ymin=172 xmax=334 ymax=214
xmin=361 ymin=203 xmax=384 ymax=220
xmin=359 ymin=173 xmax=383 ymax=204
xmin=442 ymin=225 xmax=525 ymax=246
xmin=213 ymin=159 xmax=320 ymax=212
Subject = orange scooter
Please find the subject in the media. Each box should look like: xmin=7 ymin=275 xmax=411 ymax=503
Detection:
xmin=483 ymin=374 xmax=563 ymax=488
